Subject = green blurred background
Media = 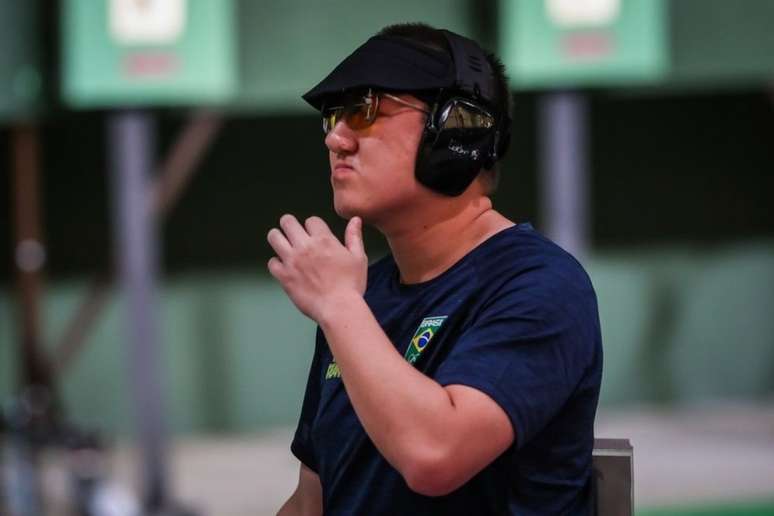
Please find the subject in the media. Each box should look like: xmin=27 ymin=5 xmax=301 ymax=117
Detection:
xmin=1 ymin=1 xmax=773 ymax=514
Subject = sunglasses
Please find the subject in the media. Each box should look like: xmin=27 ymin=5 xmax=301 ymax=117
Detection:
xmin=321 ymin=89 xmax=430 ymax=134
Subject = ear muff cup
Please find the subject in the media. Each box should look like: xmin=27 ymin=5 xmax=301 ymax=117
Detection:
xmin=414 ymin=95 xmax=507 ymax=196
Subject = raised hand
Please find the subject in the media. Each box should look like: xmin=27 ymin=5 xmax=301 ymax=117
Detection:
xmin=267 ymin=214 xmax=368 ymax=322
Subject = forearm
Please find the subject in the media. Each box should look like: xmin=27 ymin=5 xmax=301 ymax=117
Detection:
xmin=318 ymin=292 xmax=459 ymax=483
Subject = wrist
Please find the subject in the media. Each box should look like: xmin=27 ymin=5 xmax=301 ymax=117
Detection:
xmin=317 ymin=289 xmax=366 ymax=331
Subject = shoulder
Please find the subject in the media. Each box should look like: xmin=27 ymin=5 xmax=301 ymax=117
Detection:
xmin=472 ymin=224 xmax=598 ymax=327
xmin=478 ymin=224 xmax=593 ymax=287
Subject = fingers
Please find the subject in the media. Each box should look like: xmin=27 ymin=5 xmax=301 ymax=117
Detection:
xmin=345 ymin=217 xmax=365 ymax=257
xmin=267 ymin=228 xmax=292 ymax=260
xmin=304 ymin=216 xmax=333 ymax=237
xmin=279 ymin=214 xmax=309 ymax=246
xmin=270 ymin=214 xmax=359 ymax=259
xmin=267 ymin=256 xmax=284 ymax=278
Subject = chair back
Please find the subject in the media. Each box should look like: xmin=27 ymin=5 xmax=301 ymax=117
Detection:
xmin=592 ymin=438 xmax=633 ymax=516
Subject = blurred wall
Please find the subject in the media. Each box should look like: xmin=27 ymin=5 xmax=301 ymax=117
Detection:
xmin=0 ymin=246 xmax=774 ymax=433
xmin=2 ymin=243 xmax=774 ymax=435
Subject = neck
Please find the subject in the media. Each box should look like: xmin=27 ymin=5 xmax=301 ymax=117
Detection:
xmin=378 ymin=194 xmax=514 ymax=284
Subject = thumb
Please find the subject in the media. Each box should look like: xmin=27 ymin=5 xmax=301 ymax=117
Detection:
xmin=345 ymin=216 xmax=365 ymax=257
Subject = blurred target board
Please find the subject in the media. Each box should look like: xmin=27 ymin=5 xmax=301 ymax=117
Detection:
xmin=0 ymin=1 xmax=43 ymax=121
xmin=61 ymin=0 xmax=475 ymax=112
xmin=501 ymin=0 xmax=774 ymax=91
xmin=50 ymin=0 xmax=774 ymax=110
xmin=500 ymin=0 xmax=668 ymax=88
xmin=62 ymin=0 xmax=237 ymax=107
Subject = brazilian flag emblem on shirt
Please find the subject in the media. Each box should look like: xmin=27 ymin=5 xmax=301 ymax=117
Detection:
xmin=404 ymin=316 xmax=447 ymax=364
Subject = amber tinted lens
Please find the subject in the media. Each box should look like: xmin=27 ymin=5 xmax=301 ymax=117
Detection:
xmin=343 ymin=102 xmax=372 ymax=130
xmin=322 ymin=107 xmax=342 ymax=134
xmin=322 ymin=92 xmax=377 ymax=134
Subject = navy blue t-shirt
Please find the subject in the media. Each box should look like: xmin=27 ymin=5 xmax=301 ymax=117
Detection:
xmin=291 ymin=223 xmax=603 ymax=515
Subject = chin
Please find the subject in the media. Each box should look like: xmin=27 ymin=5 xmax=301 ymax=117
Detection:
xmin=333 ymin=198 xmax=376 ymax=224
xmin=333 ymin=205 xmax=354 ymax=220
xmin=332 ymin=188 xmax=360 ymax=216
xmin=332 ymin=197 xmax=359 ymax=220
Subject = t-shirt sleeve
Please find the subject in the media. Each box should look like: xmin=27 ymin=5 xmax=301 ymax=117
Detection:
xmin=290 ymin=329 xmax=324 ymax=472
xmin=434 ymin=280 xmax=595 ymax=449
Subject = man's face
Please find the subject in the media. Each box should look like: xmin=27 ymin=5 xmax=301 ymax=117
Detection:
xmin=324 ymin=92 xmax=429 ymax=227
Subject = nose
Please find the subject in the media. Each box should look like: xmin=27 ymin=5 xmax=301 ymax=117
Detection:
xmin=325 ymin=120 xmax=358 ymax=155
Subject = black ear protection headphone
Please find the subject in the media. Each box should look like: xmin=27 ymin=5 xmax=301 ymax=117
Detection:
xmin=414 ymin=30 xmax=512 ymax=196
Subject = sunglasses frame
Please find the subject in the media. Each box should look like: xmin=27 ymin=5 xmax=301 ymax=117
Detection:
xmin=321 ymin=89 xmax=430 ymax=134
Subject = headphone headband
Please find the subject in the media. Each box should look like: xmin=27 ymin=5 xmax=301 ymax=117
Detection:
xmin=440 ymin=30 xmax=496 ymax=103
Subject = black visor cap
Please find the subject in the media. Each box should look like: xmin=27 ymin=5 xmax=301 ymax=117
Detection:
xmin=302 ymin=35 xmax=455 ymax=111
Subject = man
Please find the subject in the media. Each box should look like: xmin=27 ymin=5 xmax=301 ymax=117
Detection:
xmin=268 ymin=23 xmax=602 ymax=515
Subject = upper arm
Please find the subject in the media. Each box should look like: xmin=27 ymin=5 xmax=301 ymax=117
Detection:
xmin=277 ymin=463 xmax=322 ymax=516
xmin=403 ymin=384 xmax=514 ymax=496
xmin=414 ymin=272 xmax=598 ymax=495
xmin=434 ymin=276 xmax=597 ymax=451
xmin=445 ymin=383 xmax=515 ymax=461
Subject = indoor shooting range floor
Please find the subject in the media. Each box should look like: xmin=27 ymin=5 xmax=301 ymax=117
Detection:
xmin=35 ymin=401 xmax=774 ymax=516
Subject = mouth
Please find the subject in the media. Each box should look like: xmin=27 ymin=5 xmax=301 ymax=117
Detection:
xmin=332 ymin=162 xmax=355 ymax=178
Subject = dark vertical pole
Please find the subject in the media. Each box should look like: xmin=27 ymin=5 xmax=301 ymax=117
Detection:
xmin=7 ymin=122 xmax=46 ymax=516
xmin=108 ymin=111 xmax=169 ymax=513
xmin=539 ymin=91 xmax=590 ymax=260
xmin=11 ymin=124 xmax=52 ymax=392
